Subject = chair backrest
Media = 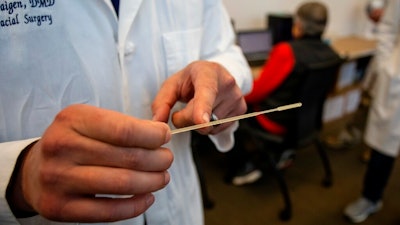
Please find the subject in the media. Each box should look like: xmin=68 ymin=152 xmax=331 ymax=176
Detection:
xmin=287 ymin=58 xmax=343 ymax=146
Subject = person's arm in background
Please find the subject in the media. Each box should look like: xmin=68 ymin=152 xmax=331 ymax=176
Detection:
xmin=245 ymin=43 xmax=295 ymax=105
xmin=375 ymin=0 xmax=400 ymax=64
xmin=364 ymin=0 xmax=400 ymax=99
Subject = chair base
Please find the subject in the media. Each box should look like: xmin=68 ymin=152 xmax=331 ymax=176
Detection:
xmin=266 ymin=139 xmax=334 ymax=221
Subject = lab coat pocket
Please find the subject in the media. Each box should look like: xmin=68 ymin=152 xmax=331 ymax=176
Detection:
xmin=374 ymin=62 xmax=400 ymax=121
xmin=162 ymin=28 xmax=203 ymax=76
xmin=380 ymin=41 xmax=400 ymax=107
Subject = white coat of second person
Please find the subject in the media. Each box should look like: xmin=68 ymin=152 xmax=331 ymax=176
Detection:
xmin=365 ymin=0 xmax=400 ymax=157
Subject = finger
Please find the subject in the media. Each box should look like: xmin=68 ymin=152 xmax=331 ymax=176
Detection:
xmin=152 ymin=74 xmax=182 ymax=123
xmin=190 ymin=67 xmax=219 ymax=125
xmin=47 ymin=131 xmax=173 ymax=171
xmin=78 ymin=145 xmax=173 ymax=172
xmin=153 ymin=62 xmax=218 ymax=125
xmin=52 ymin=104 xmax=171 ymax=148
xmin=209 ymin=109 xmax=246 ymax=134
xmin=207 ymin=110 xmax=235 ymax=134
xmin=52 ymin=166 xmax=170 ymax=195
xmin=170 ymin=67 xmax=218 ymax=129
xmin=211 ymin=91 xmax=247 ymax=123
xmin=209 ymin=76 xmax=247 ymax=125
xmin=151 ymin=102 xmax=172 ymax=123
xmin=42 ymin=194 xmax=154 ymax=222
xmin=170 ymin=100 xmax=196 ymax=128
xmin=189 ymin=64 xmax=240 ymax=127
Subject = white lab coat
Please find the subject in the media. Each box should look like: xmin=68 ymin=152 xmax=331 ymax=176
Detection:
xmin=0 ymin=1 xmax=252 ymax=224
xmin=364 ymin=0 xmax=400 ymax=157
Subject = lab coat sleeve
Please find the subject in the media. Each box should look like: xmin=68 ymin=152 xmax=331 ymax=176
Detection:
xmin=200 ymin=1 xmax=253 ymax=152
xmin=200 ymin=1 xmax=252 ymax=94
xmin=0 ymin=138 xmax=40 ymax=224
xmin=375 ymin=0 xmax=400 ymax=66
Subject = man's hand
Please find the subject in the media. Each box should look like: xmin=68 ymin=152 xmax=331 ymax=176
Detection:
xmin=152 ymin=60 xmax=247 ymax=134
xmin=10 ymin=104 xmax=174 ymax=222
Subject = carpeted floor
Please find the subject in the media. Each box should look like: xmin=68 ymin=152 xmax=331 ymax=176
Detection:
xmin=194 ymin=111 xmax=400 ymax=225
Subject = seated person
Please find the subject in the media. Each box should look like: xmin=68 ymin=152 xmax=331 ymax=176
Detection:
xmin=225 ymin=1 xmax=342 ymax=186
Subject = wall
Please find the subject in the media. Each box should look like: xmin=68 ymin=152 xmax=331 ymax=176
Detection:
xmin=222 ymin=0 xmax=371 ymax=39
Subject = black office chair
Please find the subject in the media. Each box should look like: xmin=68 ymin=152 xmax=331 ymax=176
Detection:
xmin=239 ymin=58 xmax=343 ymax=221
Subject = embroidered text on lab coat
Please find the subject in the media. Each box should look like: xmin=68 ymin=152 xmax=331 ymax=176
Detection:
xmin=0 ymin=0 xmax=54 ymax=27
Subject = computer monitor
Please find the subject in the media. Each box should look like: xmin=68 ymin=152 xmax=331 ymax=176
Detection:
xmin=267 ymin=13 xmax=293 ymax=45
xmin=237 ymin=29 xmax=273 ymax=66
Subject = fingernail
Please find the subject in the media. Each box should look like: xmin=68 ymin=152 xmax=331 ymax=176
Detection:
xmin=146 ymin=194 xmax=155 ymax=206
xmin=165 ymin=127 xmax=171 ymax=143
xmin=164 ymin=171 xmax=170 ymax=185
xmin=160 ymin=123 xmax=171 ymax=143
xmin=202 ymin=113 xmax=210 ymax=123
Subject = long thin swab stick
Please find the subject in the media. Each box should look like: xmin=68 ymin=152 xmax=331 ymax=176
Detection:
xmin=171 ymin=102 xmax=302 ymax=135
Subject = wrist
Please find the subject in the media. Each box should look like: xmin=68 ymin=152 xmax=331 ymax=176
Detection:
xmin=6 ymin=141 xmax=38 ymax=218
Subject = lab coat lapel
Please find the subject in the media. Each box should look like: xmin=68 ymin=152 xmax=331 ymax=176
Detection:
xmin=103 ymin=0 xmax=118 ymax=19
xmin=118 ymin=0 xmax=144 ymax=47
xmin=114 ymin=0 xmax=143 ymax=114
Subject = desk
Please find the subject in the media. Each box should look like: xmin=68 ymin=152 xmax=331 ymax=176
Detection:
xmin=251 ymin=66 xmax=262 ymax=78
xmin=251 ymin=35 xmax=377 ymax=78
xmin=331 ymin=35 xmax=377 ymax=60
xmin=329 ymin=35 xmax=377 ymax=91
xmin=324 ymin=35 xmax=377 ymax=121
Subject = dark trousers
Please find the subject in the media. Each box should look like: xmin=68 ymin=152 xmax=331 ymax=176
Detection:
xmin=362 ymin=149 xmax=396 ymax=203
xmin=224 ymin=119 xmax=263 ymax=179
xmin=225 ymin=118 xmax=284 ymax=180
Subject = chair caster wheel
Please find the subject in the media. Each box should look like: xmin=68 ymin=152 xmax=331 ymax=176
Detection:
xmin=279 ymin=209 xmax=292 ymax=221
xmin=322 ymin=177 xmax=333 ymax=187
xmin=203 ymin=199 xmax=215 ymax=209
